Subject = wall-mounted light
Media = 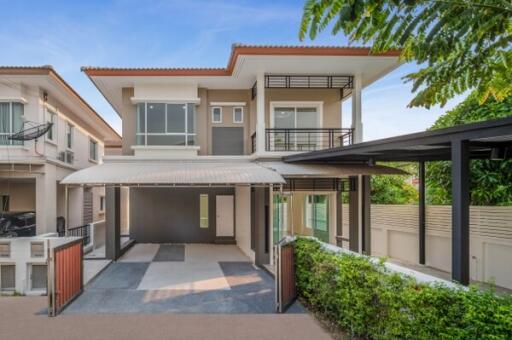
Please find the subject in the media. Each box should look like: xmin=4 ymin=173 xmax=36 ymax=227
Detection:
xmin=43 ymin=91 xmax=48 ymax=102
xmin=490 ymin=147 xmax=509 ymax=160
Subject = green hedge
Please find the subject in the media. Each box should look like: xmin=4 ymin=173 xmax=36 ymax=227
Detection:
xmin=294 ymin=238 xmax=512 ymax=339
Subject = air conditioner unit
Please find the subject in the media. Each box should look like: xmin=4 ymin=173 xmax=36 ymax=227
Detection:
xmin=65 ymin=151 xmax=74 ymax=164
xmin=58 ymin=151 xmax=66 ymax=162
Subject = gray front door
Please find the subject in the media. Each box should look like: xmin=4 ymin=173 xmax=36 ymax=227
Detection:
xmin=212 ymin=127 xmax=244 ymax=155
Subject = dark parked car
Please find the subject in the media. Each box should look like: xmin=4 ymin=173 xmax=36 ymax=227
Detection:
xmin=0 ymin=212 xmax=36 ymax=237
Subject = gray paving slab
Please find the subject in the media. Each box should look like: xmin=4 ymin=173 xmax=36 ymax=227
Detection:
xmin=152 ymin=244 xmax=185 ymax=261
xmin=87 ymin=262 xmax=149 ymax=289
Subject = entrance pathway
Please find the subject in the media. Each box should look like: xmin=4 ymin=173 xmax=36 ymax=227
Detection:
xmin=65 ymin=244 xmax=304 ymax=314
xmin=0 ymin=296 xmax=330 ymax=340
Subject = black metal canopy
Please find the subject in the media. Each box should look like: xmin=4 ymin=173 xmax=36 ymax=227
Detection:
xmin=284 ymin=115 xmax=512 ymax=286
xmin=284 ymin=116 xmax=512 ymax=163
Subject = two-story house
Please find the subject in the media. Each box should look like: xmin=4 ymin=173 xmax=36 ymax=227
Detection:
xmin=0 ymin=66 xmax=121 ymax=235
xmin=62 ymin=44 xmax=402 ymax=266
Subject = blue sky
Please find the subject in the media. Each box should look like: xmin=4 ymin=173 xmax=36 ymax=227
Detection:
xmin=0 ymin=0 xmax=464 ymax=140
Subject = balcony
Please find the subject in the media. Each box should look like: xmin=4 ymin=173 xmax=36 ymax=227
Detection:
xmin=252 ymin=128 xmax=353 ymax=153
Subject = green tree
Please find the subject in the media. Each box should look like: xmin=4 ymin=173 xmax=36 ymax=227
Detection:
xmin=300 ymin=0 xmax=512 ymax=108
xmin=371 ymin=163 xmax=418 ymax=204
xmin=426 ymin=94 xmax=512 ymax=205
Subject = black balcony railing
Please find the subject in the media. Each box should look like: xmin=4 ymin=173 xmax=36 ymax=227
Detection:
xmin=264 ymin=128 xmax=353 ymax=152
xmin=251 ymin=132 xmax=257 ymax=153
xmin=67 ymin=224 xmax=90 ymax=246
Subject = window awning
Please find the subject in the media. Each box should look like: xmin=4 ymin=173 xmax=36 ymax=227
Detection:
xmin=259 ymin=161 xmax=406 ymax=177
xmin=61 ymin=160 xmax=286 ymax=186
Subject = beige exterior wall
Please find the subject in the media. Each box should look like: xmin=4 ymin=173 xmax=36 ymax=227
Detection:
xmin=364 ymin=204 xmax=512 ymax=290
xmin=0 ymin=79 xmax=110 ymax=234
xmin=0 ymin=181 xmax=35 ymax=212
xmin=120 ymin=87 xmax=342 ymax=156
xmin=206 ymin=90 xmax=252 ymax=155
xmin=121 ymin=87 xmax=136 ymax=155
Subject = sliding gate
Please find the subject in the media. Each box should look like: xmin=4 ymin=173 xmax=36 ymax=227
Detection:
xmin=47 ymin=238 xmax=84 ymax=316
xmin=275 ymin=237 xmax=297 ymax=313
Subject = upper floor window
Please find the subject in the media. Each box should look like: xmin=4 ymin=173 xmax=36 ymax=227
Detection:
xmin=273 ymin=104 xmax=320 ymax=129
xmin=46 ymin=109 xmax=56 ymax=142
xmin=211 ymin=107 xmax=222 ymax=123
xmin=0 ymin=102 xmax=24 ymax=145
xmin=233 ymin=107 xmax=243 ymax=124
xmin=136 ymin=102 xmax=196 ymax=146
xmin=89 ymin=138 xmax=98 ymax=161
xmin=66 ymin=122 xmax=74 ymax=149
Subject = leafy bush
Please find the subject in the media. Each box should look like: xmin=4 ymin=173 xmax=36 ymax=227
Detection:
xmin=427 ymin=94 xmax=512 ymax=205
xmin=294 ymin=238 xmax=512 ymax=339
xmin=371 ymin=163 xmax=418 ymax=204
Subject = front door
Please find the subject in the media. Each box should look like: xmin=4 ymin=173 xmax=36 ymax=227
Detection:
xmin=216 ymin=195 xmax=234 ymax=237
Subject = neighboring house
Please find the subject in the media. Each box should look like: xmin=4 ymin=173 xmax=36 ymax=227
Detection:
xmin=62 ymin=44 xmax=402 ymax=266
xmin=0 ymin=66 xmax=121 ymax=235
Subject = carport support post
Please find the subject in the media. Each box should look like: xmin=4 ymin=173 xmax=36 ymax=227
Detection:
xmin=105 ymin=186 xmax=121 ymax=260
xmin=419 ymin=161 xmax=426 ymax=265
xmin=451 ymin=139 xmax=470 ymax=285
xmin=254 ymin=186 xmax=269 ymax=266
xmin=361 ymin=175 xmax=371 ymax=255
xmin=348 ymin=176 xmax=359 ymax=252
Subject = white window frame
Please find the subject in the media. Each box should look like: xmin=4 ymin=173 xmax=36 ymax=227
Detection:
xmin=66 ymin=122 xmax=74 ymax=150
xmin=0 ymin=101 xmax=24 ymax=146
xmin=136 ymin=102 xmax=196 ymax=146
xmin=45 ymin=109 xmax=57 ymax=143
xmin=89 ymin=138 xmax=98 ymax=162
xmin=233 ymin=107 xmax=244 ymax=124
xmin=211 ymin=107 xmax=222 ymax=123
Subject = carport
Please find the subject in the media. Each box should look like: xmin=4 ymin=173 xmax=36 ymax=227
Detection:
xmin=285 ymin=116 xmax=512 ymax=285
xmin=61 ymin=159 xmax=285 ymax=262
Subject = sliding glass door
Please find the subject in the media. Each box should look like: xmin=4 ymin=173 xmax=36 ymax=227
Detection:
xmin=273 ymin=105 xmax=319 ymax=151
xmin=304 ymin=195 xmax=329 ymax=243
xmin=273 ymin=194 xmax=291 ymax=244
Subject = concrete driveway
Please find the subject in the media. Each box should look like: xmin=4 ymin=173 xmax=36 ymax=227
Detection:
xmin=65 ymin=244 xmax=304 ymax=314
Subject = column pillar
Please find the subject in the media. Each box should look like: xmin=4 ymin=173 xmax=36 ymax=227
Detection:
xmin=348 ymin=176 xmax=359 ymax=252
xmin=254 ymin=186 xmax=269 ymax=266
xmin=105 ymin=186 xmax=121 ymax=260
xmin=35 ymin=164 xmax=57 ymax=234
xmin=256 ymin=73 xmax=266 ymax=154
xmin=418 ymin=161 xmax=426 ymax=264
xmin=351 ymin=75 xmax=363 ymax=143
xmin=451 ymin=139 xmax=470 ymax=285
xmin=361 ymin=175 xmax=371 ymax=255
xmin=336 ymin=188 xmax=343 ymax=247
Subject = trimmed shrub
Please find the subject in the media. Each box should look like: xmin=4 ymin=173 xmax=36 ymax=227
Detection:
xmin=294 ymin=238 xmax=512 ymax=339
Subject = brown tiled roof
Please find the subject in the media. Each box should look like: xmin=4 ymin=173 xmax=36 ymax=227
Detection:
xmin=0 ymin=66 xmax=120 ymax=140
xmin=82 ymin=44 xmax=401 ymax=77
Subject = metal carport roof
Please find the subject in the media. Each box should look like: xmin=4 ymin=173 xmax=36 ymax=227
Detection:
xmin=61 ymin=160 xmax=286 ymax=186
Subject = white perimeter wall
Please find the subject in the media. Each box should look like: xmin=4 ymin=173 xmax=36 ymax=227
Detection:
xmin=235 ymin=186 xmax=254 ymax=261
xmin=354 ymin=204 xmax=512 ymax=290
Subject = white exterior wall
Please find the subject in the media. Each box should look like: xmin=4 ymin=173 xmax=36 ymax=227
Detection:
xmin=235 ymin=186 xmax=254 ymax=261
xmin=0 ymin=235 xmax=80 ymax=295
xmin=0 ymin=80 xmax=108 ymax=234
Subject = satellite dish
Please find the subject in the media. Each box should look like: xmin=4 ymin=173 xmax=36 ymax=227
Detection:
xmin=8 ymin=122 xmax=53 ymax=141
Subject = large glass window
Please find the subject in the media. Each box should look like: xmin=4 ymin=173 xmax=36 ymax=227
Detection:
xmin=136 ymin=102 xmax=196 ymax=146
xmin=0 ymin=102 xmax=24 ymax=145
xmin=304 ymin=195 xmax=329 ymax=243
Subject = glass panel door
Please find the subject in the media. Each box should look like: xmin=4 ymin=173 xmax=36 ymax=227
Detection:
xmin=296 ymin=107 xmax=318 ymax=150
xmin=304 ymin=195 xmax=329 ymax=243
xmin=274 ymin=107 xmax=294 ymax=151
xmin=273 ymin=194 xmax=291 ymax=244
